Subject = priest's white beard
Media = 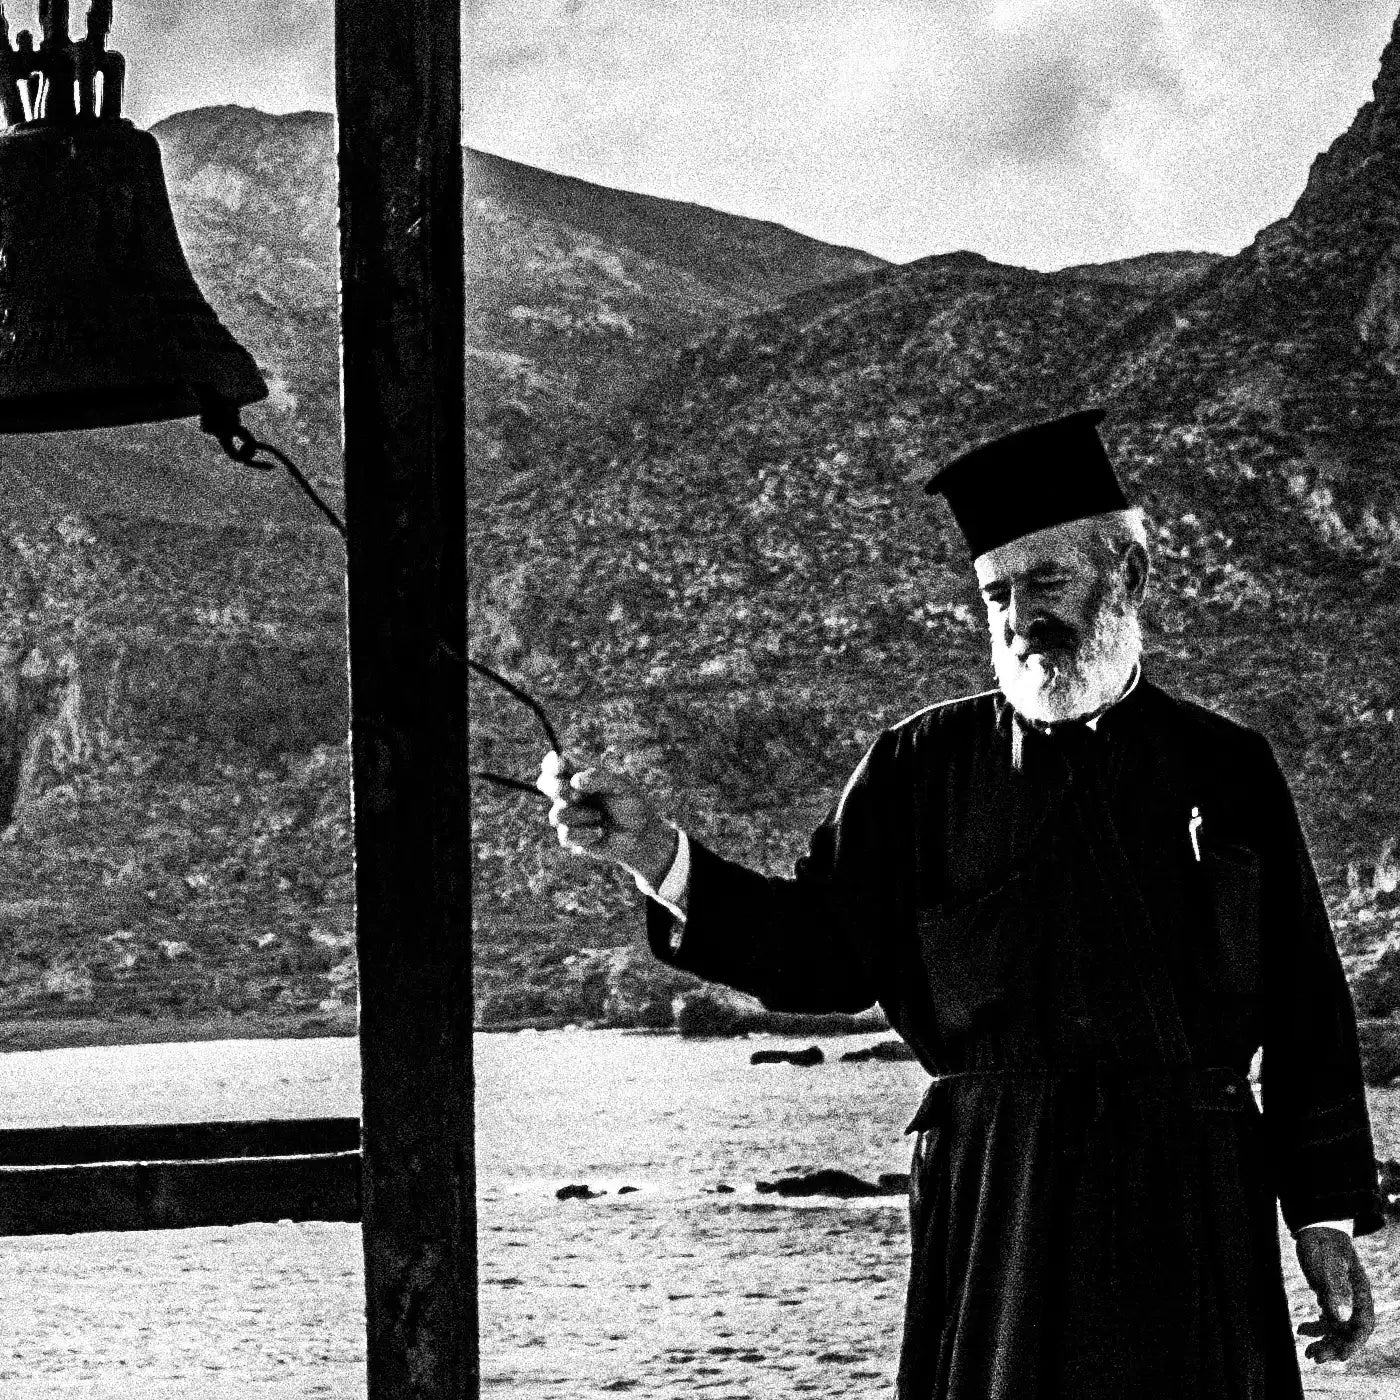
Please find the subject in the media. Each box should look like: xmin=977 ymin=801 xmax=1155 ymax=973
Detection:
xmin=991 ymin=584 xmax=1142 ymax=726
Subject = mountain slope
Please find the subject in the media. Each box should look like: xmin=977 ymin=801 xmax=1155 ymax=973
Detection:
xmin=0 ymin=106 xmax=891 ymax=1032
xmin=467 ymin=14 xmax=1400 ymax=1025
xmin=1068 ymin=19 xmax=1400 ymax=547
xmin=460 ymin=147 xmax=886 ymax=483
xmin=0 ymin=34 xmax=1386 ymax=1032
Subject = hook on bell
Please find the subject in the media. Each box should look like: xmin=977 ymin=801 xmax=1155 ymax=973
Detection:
xmin=0 ymin=0 xmax=267 ymax=433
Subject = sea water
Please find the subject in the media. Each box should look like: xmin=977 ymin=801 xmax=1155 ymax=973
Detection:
xmin=0 ymin=1032 xmax=1390 ymax=1398
xmin=478 ymin=1030 xmax=925 ymax=1398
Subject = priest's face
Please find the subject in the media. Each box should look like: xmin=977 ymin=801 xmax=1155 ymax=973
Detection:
xmin=975 ymin=518 xmax=1146 ymax=724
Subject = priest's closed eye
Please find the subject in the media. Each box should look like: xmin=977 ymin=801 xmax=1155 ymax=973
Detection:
xmin=983 ymin=576 xmax=1067 ymax=606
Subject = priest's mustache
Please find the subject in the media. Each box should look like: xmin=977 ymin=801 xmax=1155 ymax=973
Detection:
xmin=1013 ymin=619 xmax=1078 ymax=654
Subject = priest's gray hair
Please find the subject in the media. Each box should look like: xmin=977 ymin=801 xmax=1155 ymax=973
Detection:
xmin=1084 ymin=506 xmax=1149 ymax=558
xmin=1071 ymin=507 xmax=1151 ymax=579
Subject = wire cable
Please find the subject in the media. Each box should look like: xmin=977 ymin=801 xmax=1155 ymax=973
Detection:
xmin=198 ymin=399 xmax=347 ymax=538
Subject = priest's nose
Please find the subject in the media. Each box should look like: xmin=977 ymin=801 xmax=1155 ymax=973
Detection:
xmin=1005 ymin=588 xmax=1039 ymax=646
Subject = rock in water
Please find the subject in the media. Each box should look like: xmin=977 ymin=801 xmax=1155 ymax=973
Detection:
xmin=674 ymin=989 xmax=747 ymax=1037
xmin=756 ymin=1168 xmax=894 ymax=1198
xmin=556 ymin=1182 xmax=605 ymax=1200
xmin=674 ymin=990 xmax=889 ymax=1037
xmin=840 ymin=1039 xmax=918 ymax=1063
xmin=750 ymin=1045 xmax=824 ymax=1066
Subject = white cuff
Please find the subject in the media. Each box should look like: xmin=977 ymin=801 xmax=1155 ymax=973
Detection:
xmin=634 ymin=828 xmax=689 ymax=923
xmin=1295 ymin=1219 xmax=1353 ymax=1238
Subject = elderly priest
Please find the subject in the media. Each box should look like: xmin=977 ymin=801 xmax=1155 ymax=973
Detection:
xmin=538 ymin=409 xmax=1382 ymax=1400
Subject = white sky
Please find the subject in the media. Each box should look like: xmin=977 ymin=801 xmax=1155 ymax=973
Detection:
xmin=74 ymin=0 xmax=1400 ymax=270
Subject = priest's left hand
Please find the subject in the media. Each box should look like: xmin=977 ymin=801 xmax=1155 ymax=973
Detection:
xmin=1296 ymin=1228 xmax=1375 ymax=1363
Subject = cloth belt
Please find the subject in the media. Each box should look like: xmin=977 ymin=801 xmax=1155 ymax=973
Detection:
xmin=905 ymin=1064 xmax=1253 ymax=1134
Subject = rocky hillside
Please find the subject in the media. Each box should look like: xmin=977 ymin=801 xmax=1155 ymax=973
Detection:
xmin=0 ymin=14 xmax=1395 ymax=1038
xmin=0 ymin=106 xmax=885 ymax=1033
xmin=460 ymin=147 xmax=886 ymax=486
xmin=0 ymin=106 xmax=886 ymax=536
xmin=468 ymin=13 xmax=1400 ymax=1028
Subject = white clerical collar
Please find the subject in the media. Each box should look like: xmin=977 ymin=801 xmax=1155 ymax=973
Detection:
xmin=1085 ymin=661 xmax=1141 ymax=730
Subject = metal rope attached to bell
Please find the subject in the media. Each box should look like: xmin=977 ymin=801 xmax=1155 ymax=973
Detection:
xmin=0 ymin=0 xmax=267 ymax=432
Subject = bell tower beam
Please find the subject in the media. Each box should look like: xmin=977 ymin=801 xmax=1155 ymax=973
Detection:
xmin=335 ymin=0 xmax=477 ymax=1396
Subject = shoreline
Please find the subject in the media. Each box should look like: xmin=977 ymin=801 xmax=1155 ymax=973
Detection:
xmin=0 ymin=1013 xmax=897 ymax=1054
xmin=7 ymin=1012 xmax=1392 ymax=1098
xmin=0 ymin=1012 xmax=360 ymax=1054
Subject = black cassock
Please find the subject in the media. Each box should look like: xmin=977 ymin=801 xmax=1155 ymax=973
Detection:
xmin=646 ymin=678 xmax=1382 ymax=1400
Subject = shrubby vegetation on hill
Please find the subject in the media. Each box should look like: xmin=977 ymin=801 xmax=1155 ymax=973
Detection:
xmin=0 ymin=104 xmax=885 ymax=1038
xmin=468 ymin=14 xmax=1400 ymax=1032
xmin=0 ymin=16 xmax=1397 ymax=1042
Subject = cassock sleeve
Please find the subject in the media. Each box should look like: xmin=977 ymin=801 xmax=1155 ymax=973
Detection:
xmin=644 ymin=727 xmax=905 ymax=1016
xmin=1254 ymin=736 xmax=1384 ymax=1236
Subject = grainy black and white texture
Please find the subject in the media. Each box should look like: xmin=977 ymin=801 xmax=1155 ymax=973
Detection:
xmin=0 ymin=3 xmax=1394 ymax=1397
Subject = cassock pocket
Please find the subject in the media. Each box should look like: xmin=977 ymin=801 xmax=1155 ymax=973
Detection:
xmin=916 ymin=867 xmax=1028 ymax=1038
xmin=1201 ymin=841 xmax=1262 ymax=996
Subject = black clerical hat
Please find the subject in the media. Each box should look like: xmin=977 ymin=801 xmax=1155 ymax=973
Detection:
xmin=924 ymin=409 xmax=1129 ymax=558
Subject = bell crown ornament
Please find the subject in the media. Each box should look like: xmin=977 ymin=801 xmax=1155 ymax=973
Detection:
xmin=0 ymin=0 xmax=268 ymax=432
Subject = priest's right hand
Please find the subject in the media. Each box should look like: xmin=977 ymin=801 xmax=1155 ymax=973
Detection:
xmin=536 ymin=751 xmax=679 ymax=890
xmin=1295 ymin=1228 xmax=1375 ymax=1363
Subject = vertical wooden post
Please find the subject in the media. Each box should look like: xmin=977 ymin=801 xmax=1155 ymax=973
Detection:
xmin=335 ymin=1 xmax=476 ymax=1396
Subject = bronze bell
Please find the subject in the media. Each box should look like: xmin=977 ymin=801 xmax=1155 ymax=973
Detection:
xmin=0 ymin=0 xmax=267 ymax=433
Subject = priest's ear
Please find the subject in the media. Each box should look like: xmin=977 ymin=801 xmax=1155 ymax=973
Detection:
xmin=1123 ymin=540 xmax=1150 ymax=605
